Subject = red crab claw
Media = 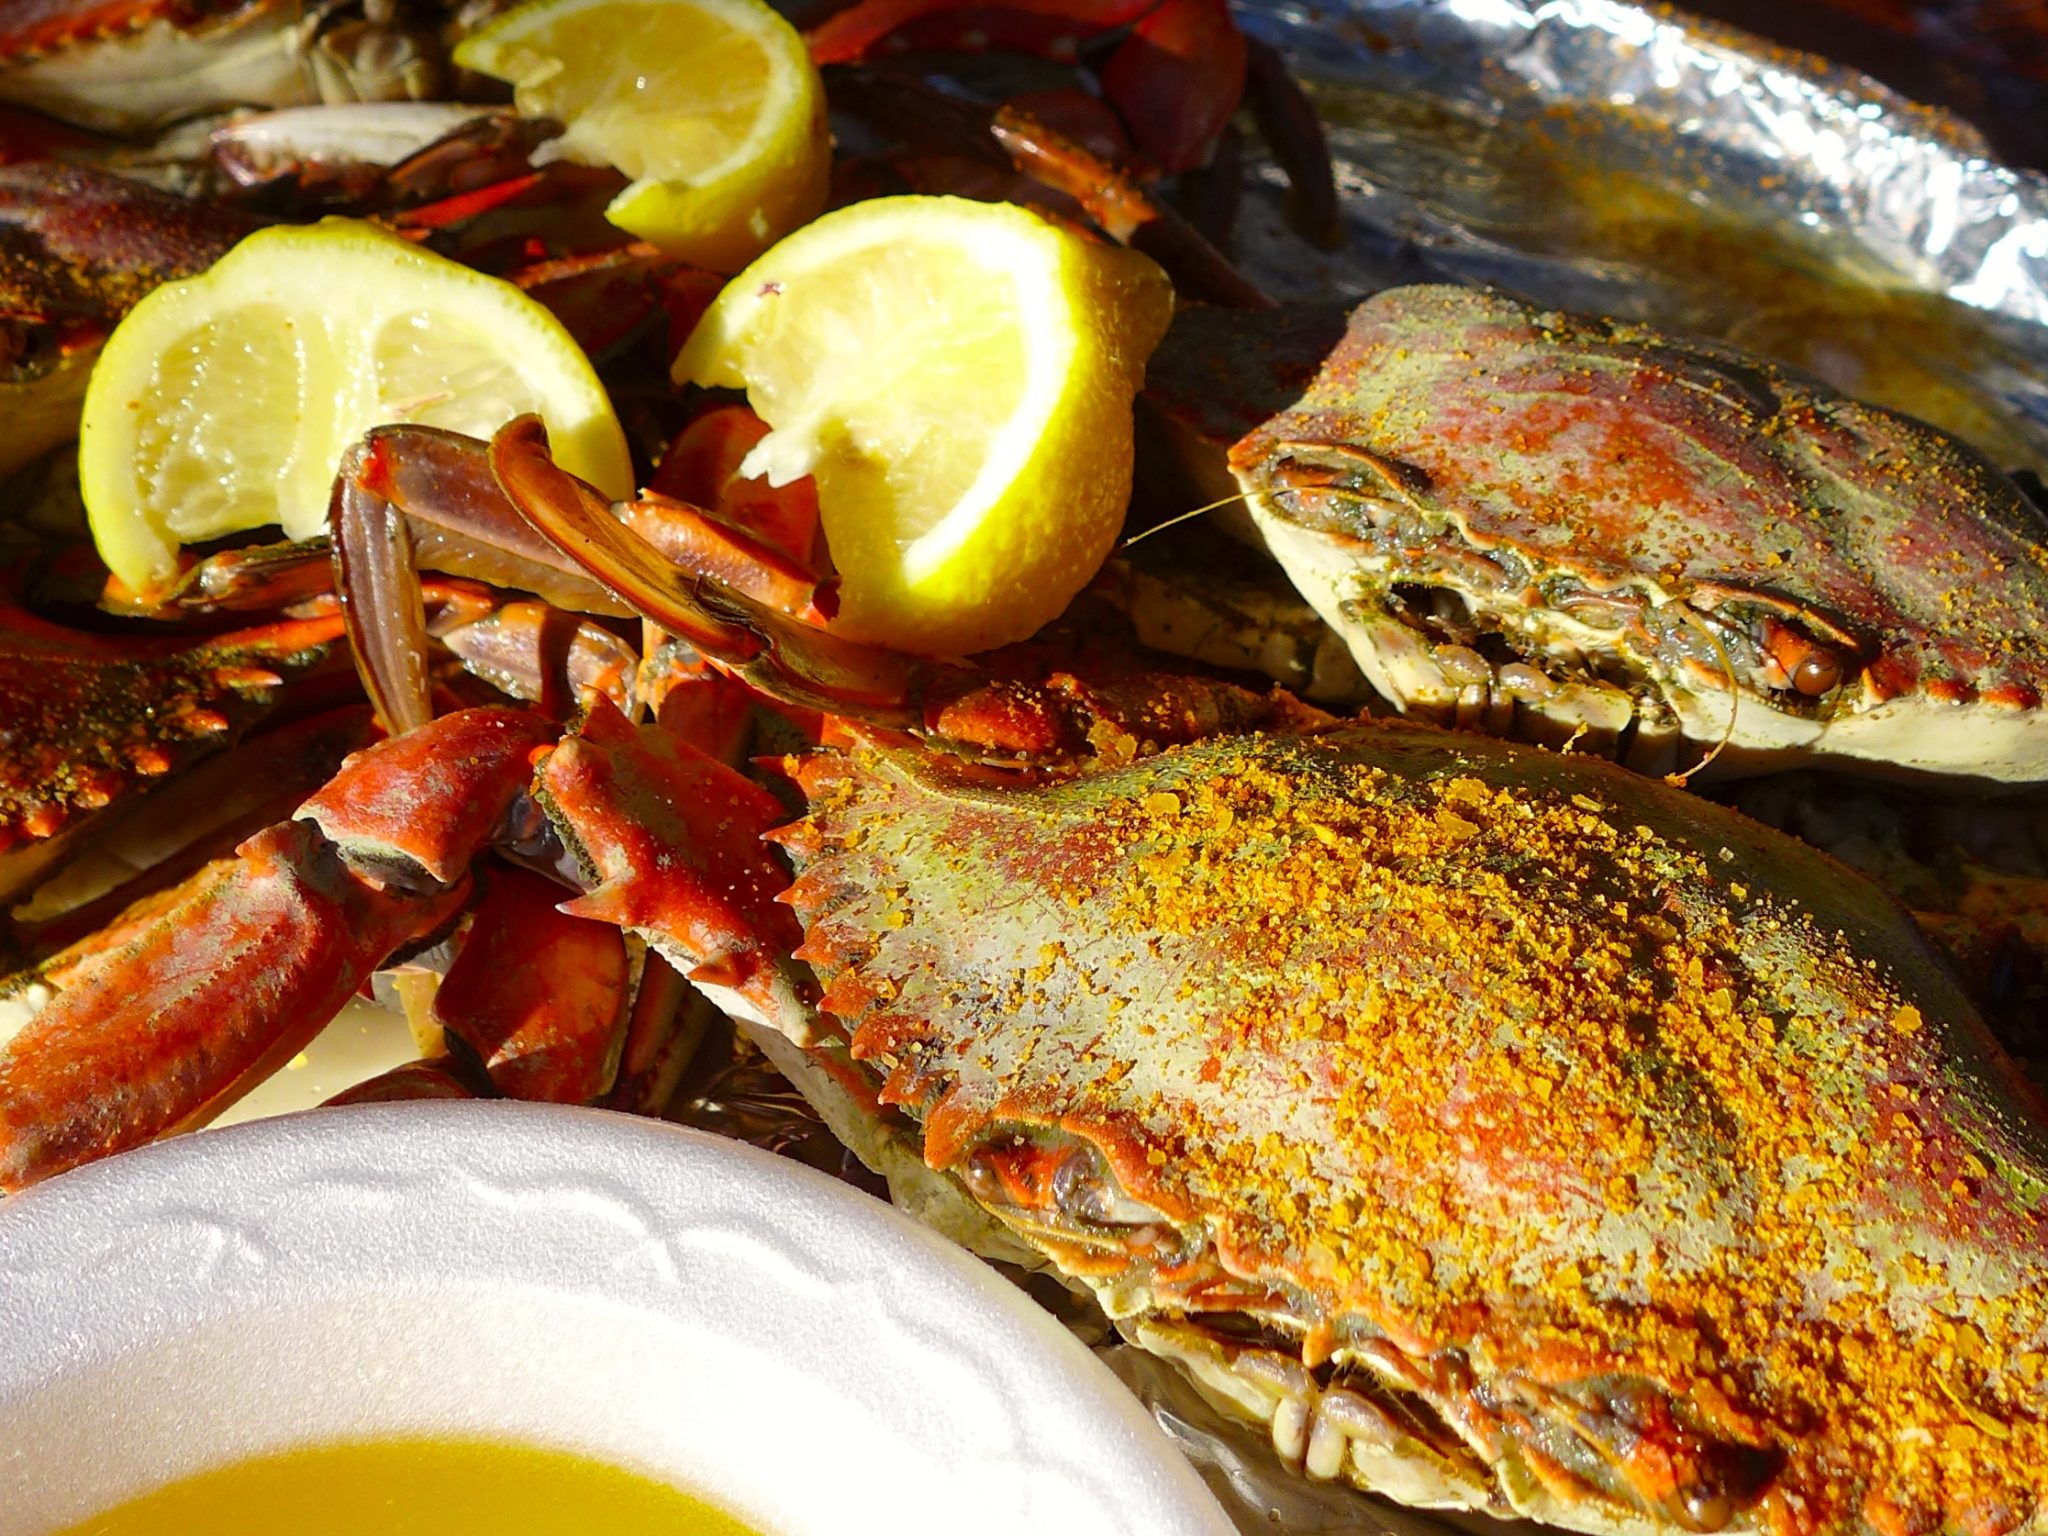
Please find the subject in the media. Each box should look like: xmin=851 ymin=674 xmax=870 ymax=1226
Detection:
xmin=428 ymin=861 xmax=633 ymax=1104
xmin=0 ymin=707 xmax=557 ymax=1191
xmin=435 ymin=598 xmax=643 ymax=721
xmin=532 ymin=692 xmax=812 ymax=1039
xmin=106 ymin=537 xmax=640 ymax=723
xmin=1097 ymin=0 xmax=1245 ymax=174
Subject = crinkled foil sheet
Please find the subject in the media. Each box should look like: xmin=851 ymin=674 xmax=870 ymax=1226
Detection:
xmin=685 ymin=4 xmax=2048 ymax=1531
xmin=1231 ymin=0 xmax=2048 ymax=475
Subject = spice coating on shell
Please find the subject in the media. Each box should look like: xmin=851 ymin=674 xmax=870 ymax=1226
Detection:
xmin=785 ymin=723 xmax=2048 ymax=1533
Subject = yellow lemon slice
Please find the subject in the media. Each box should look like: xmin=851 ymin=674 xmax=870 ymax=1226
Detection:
xmin=673 ymin=196 xmax=1174 ymax=655
xmin=453 ymin=0 xmax=829 ymax=274
xmin=80 ymin=218 xmax=631 ymax=598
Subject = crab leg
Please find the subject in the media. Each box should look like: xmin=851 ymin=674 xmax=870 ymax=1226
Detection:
xmin=488 ymin=416 xmax=949 ymax=724
xmin=0 ymin=687 xmax=827 ymax=1190
xmin=827 ymin=63 xmax=1270 ymax=309
xmin=0 ymin=709 xmax=555 ymax=1191
xmin=988 ymin=102 xmax=1271 ymax=309
xmin=332 ymin=424 xmax=630 ymax=733
xmin=1243 ymin=39 xmax=1338 ymax=246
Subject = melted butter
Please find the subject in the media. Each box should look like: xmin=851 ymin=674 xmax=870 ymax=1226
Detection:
xmin=51 ymin=1437 xmax=765 ymax=1536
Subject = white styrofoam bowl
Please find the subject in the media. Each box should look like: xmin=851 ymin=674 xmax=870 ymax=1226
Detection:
xmin=0 ymin=1102 xmax=1235 ymax=1536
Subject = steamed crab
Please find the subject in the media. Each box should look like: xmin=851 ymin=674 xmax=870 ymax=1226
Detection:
xmin=4 ymin=415 xmax=2048 ymax=1536
xmin=0 ymin=0 xmax=473 ymax=134
xmin=1 ymin=20 xmax=2047 ymax=1526
xmin=1153 ymin=287 xmax=2048 ymax=783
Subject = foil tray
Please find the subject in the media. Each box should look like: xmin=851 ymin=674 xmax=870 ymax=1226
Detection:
xmin=1233 ymin=0 xmax=2048 ymax=478
xmin=685 ymin=3 xmax=2048 ymax=1532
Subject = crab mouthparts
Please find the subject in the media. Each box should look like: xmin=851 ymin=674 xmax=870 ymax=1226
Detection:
xmin=938 ymin=1119 xmax=1773 ymax=1533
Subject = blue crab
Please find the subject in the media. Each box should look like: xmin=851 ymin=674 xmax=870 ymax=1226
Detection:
xmin=0 ymin=0 xmax=458 ymax=134
xmin=4 ymin=419 xmax=2044 ymax=1536
xmin=1150 ymin=286 xmax=2048 ymax=782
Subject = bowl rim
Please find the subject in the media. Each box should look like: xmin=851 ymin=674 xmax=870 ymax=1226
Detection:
xmin=0 ymin=1101 xmax=1237 ymax=1536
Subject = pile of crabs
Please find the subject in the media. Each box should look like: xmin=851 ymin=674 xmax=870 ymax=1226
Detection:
xmin=5 ymin=3 xmax=2048 ymax=1534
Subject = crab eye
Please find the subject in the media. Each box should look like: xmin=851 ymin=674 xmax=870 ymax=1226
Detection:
xmin=1791 ymin=651 xmax=1844 ymax=697
xmin=1758 ymin=616 xmax=1850 ymax=698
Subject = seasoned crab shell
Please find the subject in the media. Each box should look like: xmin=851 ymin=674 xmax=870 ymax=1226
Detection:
xmin=1227 ymin=286 xmax=2048 ymax=782
xmin=780 ymin=723 xmax=2048 ymax=1536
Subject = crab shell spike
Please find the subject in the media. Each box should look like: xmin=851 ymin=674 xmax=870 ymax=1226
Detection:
xmin=774 ymin=720 xmax=2048 ymax=1534
xmin=1218 ymin=286 xmax=2048 ymax=782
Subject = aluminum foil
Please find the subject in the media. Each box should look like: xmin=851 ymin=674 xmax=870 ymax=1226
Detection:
xmin=685 ymin=5 xmax=2048 ymax=1532
xmin=1229 ymin=0 xmax=2048 ymax=474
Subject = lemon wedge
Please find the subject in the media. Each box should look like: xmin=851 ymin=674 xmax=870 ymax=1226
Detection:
xmin=674 ymin=196 xmax=1174 ymax=655
xmin=453 ymin=0 xmax=829 ymax=274
xmin=79 ymin=218 xmax=631 ymax=598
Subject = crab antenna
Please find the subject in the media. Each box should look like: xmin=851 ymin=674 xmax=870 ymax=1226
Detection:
xmin=1116 ymin=490 xmax=1254 ymax=552
xmin=1667 ymin=605 xmax=1740 ymax=786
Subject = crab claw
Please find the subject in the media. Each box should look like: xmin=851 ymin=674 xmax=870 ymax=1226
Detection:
xmin=1098 ymin=0 xmax=1246 ymax=174
xmin=0 ymin=709 xmax=555 ymax=1191
xmin=488 ymin=415 xmax=955 ymax=723
xmin=431 ymin=862 xmax=633 ymax=1104
xmin=0 ymin=816 xmax=469 ymax=1192
xmin=534 ymin=694 xmax=815 ymax=1043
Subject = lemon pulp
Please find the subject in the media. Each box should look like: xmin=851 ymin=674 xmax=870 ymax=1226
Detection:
xmin=676 ymin=196 xmax=1174 ymax=655
xmin=80 ymin=218 xmax=630 ymax=597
